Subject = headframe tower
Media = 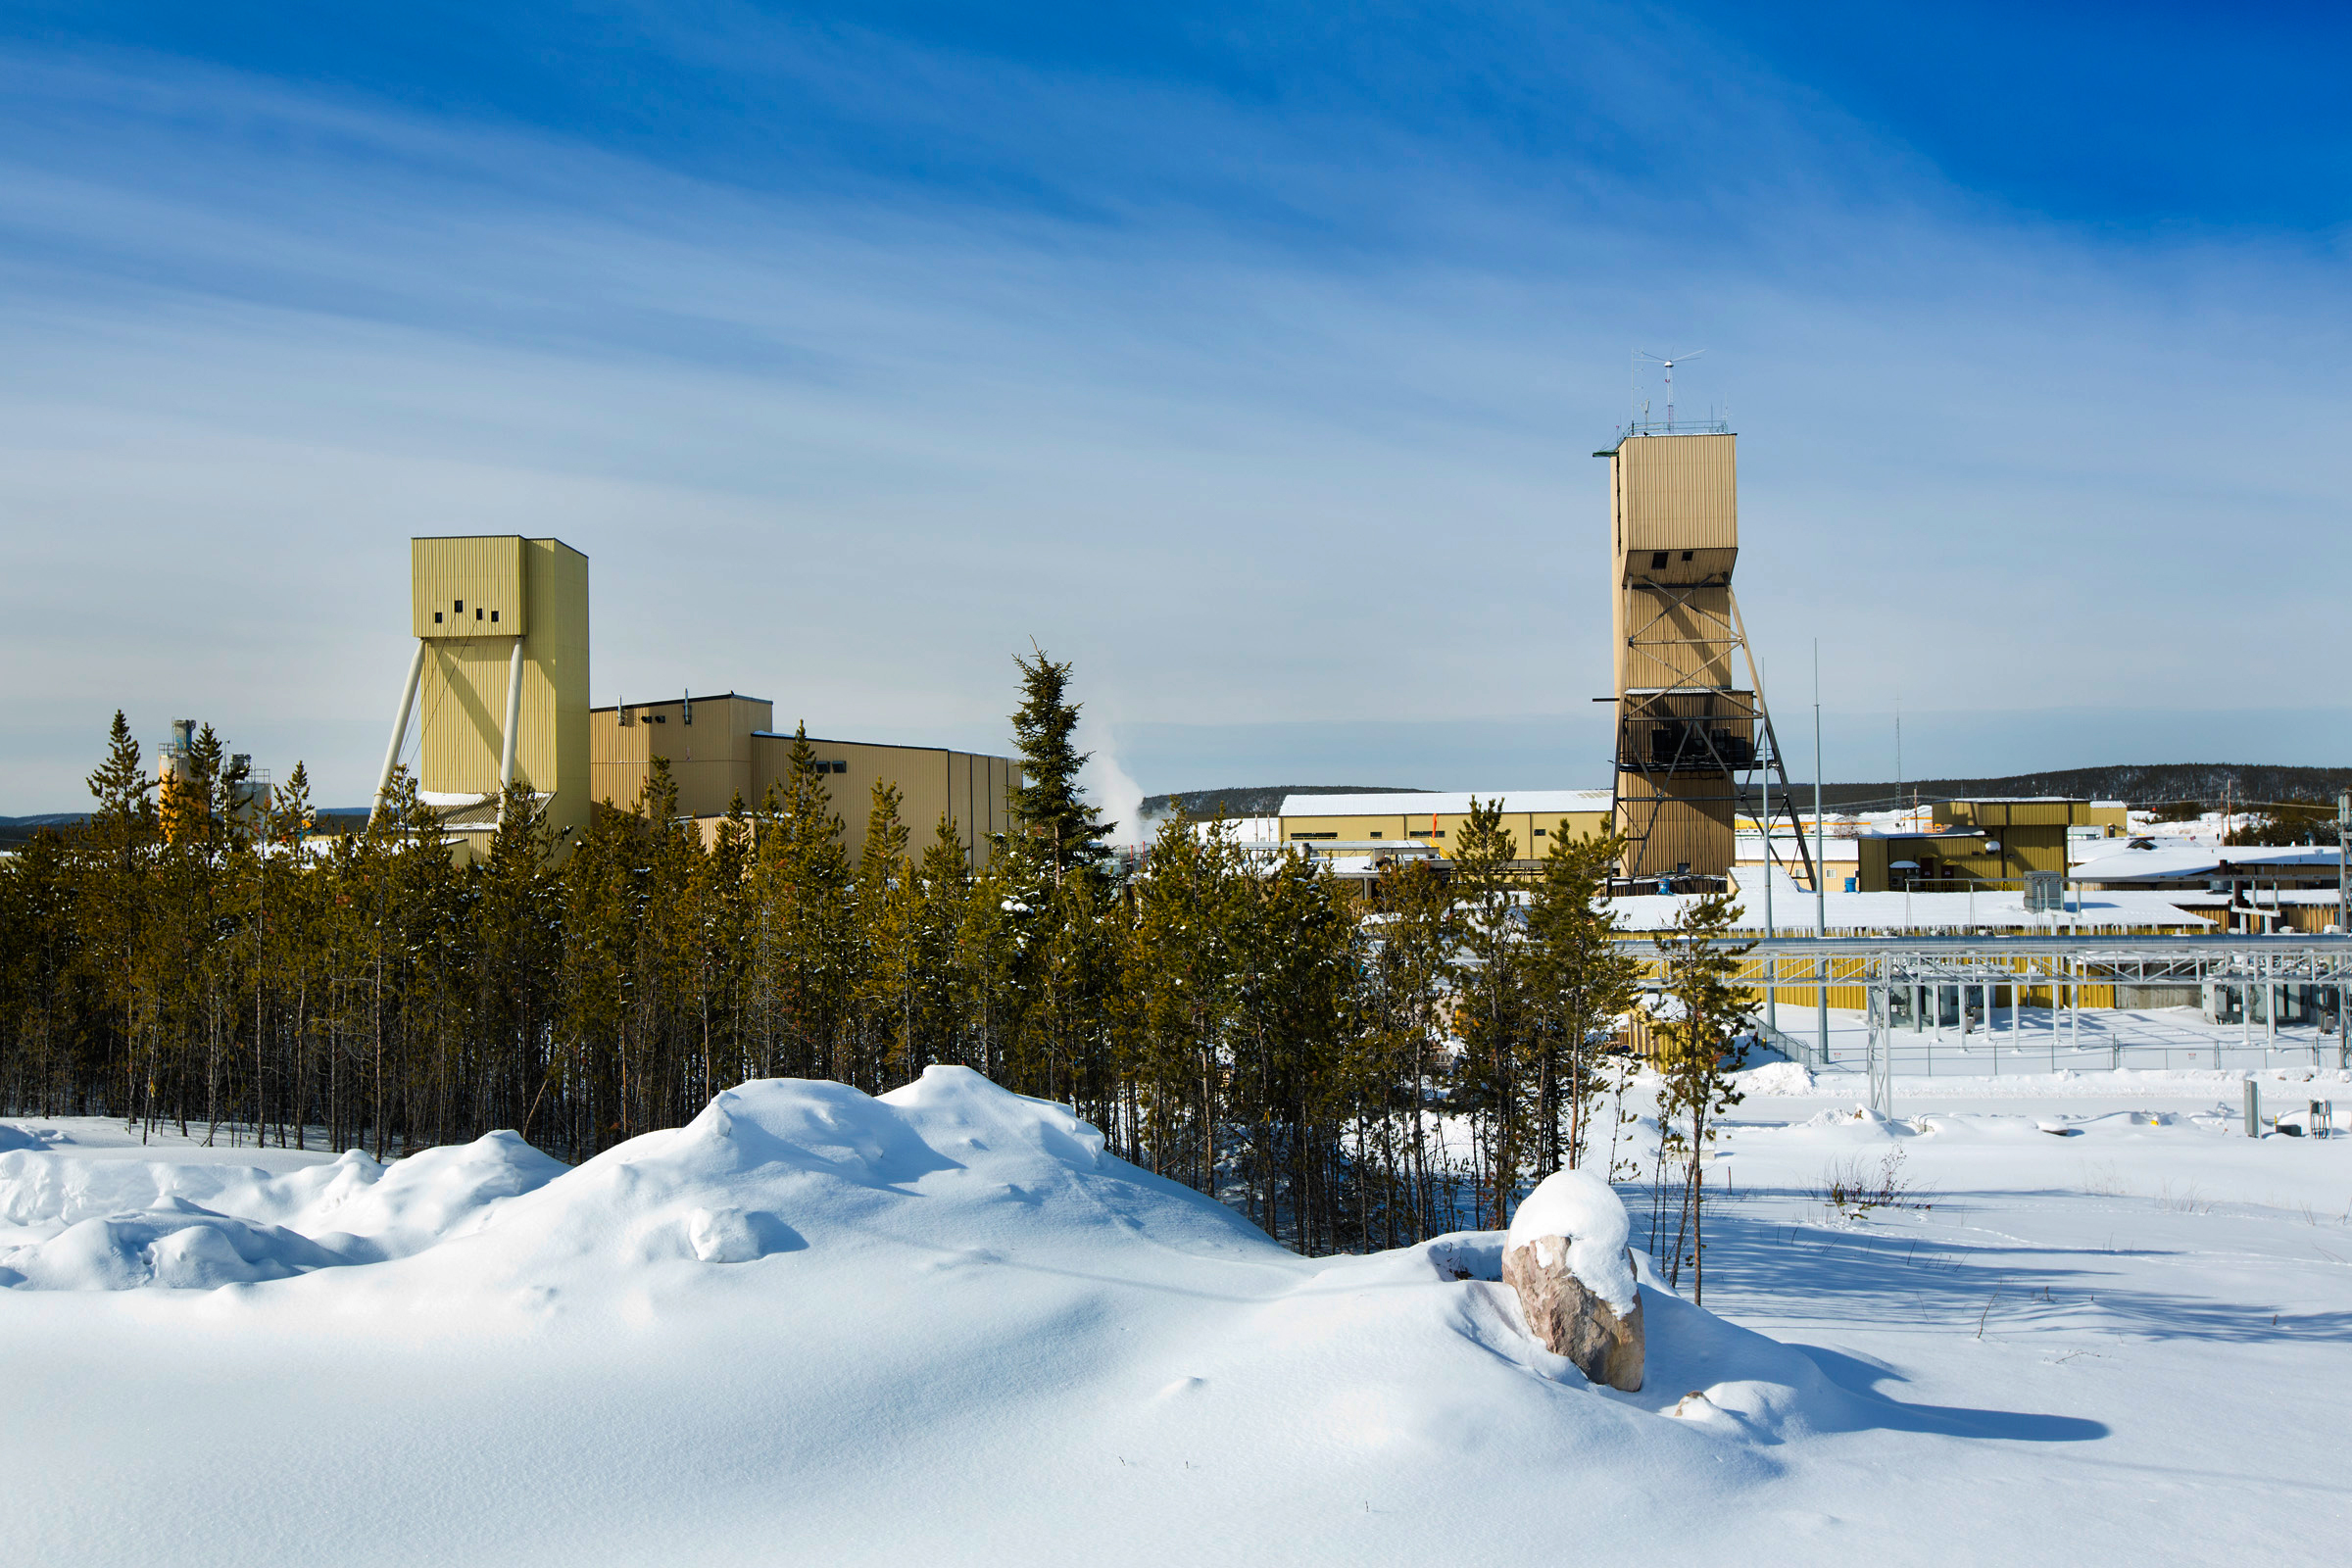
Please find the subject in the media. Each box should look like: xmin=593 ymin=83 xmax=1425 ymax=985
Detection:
xmin=374 ymin=535 xmax=590 ymax=848
xmin=1596 ymin=415 xmax=1811 ymax=893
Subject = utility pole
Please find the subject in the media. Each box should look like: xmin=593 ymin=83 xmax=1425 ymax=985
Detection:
xmin=2337 ymin=790 xmax=2348 ymax=935
xmin=1814 ymin=642 xmax=1828 ymax=1066
xmin=1763 ymin=736 xmax=1776 ymax=1033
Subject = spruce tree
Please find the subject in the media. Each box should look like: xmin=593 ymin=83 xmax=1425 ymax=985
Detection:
xmin=1449 ymin=798 xmax=1526 ymax=1229
xmin=1523 ymin=823 xmax=1640 ymax=1175
xmin=1651 ymin=889 xmax=1751 ymax=1300
xmin=1007 ymin=647 xmax=1107 ymax=885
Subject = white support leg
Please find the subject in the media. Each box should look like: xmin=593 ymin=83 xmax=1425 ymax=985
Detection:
xmin=497 ymin=635 xmax=525 ymax=825
xmin=372 ymin=641 xmax=427 ymax=821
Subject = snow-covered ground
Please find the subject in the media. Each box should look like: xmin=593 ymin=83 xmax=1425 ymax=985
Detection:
xmin=5 ymin=1066 xmax=2348 ymax=1565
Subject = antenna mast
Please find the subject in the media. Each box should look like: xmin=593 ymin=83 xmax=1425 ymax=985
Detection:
xmin=1636 ymin=348 xmax=1704 ymax=429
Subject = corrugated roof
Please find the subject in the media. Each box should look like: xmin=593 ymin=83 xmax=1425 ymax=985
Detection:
xmin=1608 ymin=884 xmax=2211 ymax=933
xmin=1279 ymin=790 xmax=1613 ymax=817
xmin=2070 ymin=842 xmax=2345 ymax=881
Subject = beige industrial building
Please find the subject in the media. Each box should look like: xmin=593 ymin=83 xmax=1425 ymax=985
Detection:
xmin=375 ymin=535 xmax=1018 ymax=864
xmin=1275 ymin=791 xmax=1613 ymax=858
xmin=1596 ymin=426 xmax=1769 ymax=887
xmin=593 ymin=693 xmax=1018 ymax=868
xmin=1856 ymin=799 xmax=2125 ymax=892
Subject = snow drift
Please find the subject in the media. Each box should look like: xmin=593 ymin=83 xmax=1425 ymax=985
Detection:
xmin=0 ymin=1069 xmax=1968 ymax=1566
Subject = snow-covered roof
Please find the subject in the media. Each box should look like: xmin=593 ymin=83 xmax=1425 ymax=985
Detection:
xmin=1607 ymin=885 xmax=2211 ymax=934
xmin=1278 ymin=790 xmax=1612 ymax=817
xmin=2071 ymin=842 xmax=2345 ymax=881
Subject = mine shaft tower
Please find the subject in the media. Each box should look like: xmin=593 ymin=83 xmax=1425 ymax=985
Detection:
xmin=1596 ymin=422 xmax=1812 ymax=894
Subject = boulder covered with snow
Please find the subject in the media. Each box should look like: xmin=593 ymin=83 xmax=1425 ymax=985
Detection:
xmin=1501 ymin=1167 xmax=1642 ymax=1391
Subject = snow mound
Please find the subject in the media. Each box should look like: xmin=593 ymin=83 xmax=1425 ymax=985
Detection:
xmin=0 ymin=1130 xmax=565 ymax=1289
xmin=0 ymin=1200 xmax=350 ymax=1290
xmin=0 ymin=1070 xmax=1278 ymax=1298
xmin=446 ymin=1065 xmax=1279 ymax=1285
xmin=1504 ymin=1167 xmax=1636 ymax=1315
xmin=0 ymin=1124 xmax=51 ymax=1153
xmin=1738 ymin=1060 xmax=1816 ymax=1095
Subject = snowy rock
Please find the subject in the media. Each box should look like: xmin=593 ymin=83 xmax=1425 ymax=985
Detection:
xmin=687 ymin=1206 xmax=762 ymax=1262
xmin=1501 ymin=1169 xmax=1643 ymax=1392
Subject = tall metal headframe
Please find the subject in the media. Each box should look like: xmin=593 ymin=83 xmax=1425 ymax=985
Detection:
xmin=1599 ymin=416 xmax=1817 ymax=895
xmin=1608 ymin=577 xmax=1817 ymax=894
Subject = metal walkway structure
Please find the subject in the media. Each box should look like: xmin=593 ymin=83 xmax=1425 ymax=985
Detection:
xmin=1620 ymin=933 xmax=2352 ymax=1115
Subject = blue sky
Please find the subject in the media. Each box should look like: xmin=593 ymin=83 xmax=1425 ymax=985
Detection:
xmin=2 ymin=3 xmax=2347 ymax=814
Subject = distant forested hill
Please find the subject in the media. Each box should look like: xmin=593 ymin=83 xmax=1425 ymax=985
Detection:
xmin=1745 ymin=763 xmax=2352 ymax=811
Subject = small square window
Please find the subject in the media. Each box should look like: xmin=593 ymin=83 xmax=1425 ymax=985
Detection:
xmin=433 ymin=612 xmax=443 ymax=623
xmin=1649 ymin=551 xmax=1668 ymax=568
xmin=832 ymin=760 xmax=849 ymax=774
xmin=655 ymin=713 xmax=666 ymax=723
xmin=455 ymin=600 xmax=464 ymax=612
xmin=1680 ymin=550 xmax=1692 ymax=562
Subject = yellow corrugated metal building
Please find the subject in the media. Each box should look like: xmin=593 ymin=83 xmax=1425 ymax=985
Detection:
xmin=591 ymin=693 xmax=1018 ymax=868
xmin=1273 ymin=790 xmax=1613 ymax=856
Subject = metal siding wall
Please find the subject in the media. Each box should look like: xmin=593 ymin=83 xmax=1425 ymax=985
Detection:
xmin=1618 ymin=434 xmax=1738 ymax=556
xmin=412 ymin=536 xmax=524 ymax=638
xmin=419 ymin=639 xmax=509 ymax=796
xmin=523 ymin=539 xmax=590 ymax=840
xmin=1612 ymin=774 xmax=1735 ymax=879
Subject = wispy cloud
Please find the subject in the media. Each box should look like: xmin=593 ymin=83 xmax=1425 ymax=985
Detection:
xmin=0 ymin=11 xmax=2343 ymax=808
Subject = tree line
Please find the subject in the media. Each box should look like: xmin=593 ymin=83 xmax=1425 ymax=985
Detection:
xmin=0 ymin=652 xmax=1754 ymax=1256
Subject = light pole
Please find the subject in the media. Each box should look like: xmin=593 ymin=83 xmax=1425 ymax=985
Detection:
xmin=1814 ymin=642 xmax=1828 ymax=1067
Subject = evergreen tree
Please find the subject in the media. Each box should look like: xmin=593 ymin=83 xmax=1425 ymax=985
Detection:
xmin=1522 ymin=824 xmax=1640 ymax=1175
xmin=1650 ymin=890 xmax=1751 ymax=1300
xmin=1006 ymin=647 xmax=1107 ymax=884
xmin=1448 ymin=798 xmax=1526 ymax=1229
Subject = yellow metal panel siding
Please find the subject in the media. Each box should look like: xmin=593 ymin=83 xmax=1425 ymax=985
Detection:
xmin=588 ymin=708 xmax=654 ymax=811
xmin=1872 ymin=825 xmax=2071 ymax=887
xmin=1935 ymin=799 xmax=2086 ymax=829
xmin=412 ymin=536 xmax=524 ymax=639
xmin=1613 ymin=774 xmax=1734 ymax=878
xmin=418 ymin=638 xmax=504 ymax=796
xmin=522 ymin=539 xmax=590 ymax=840
xmin=1616 ymin=433 xmax=1738 ymax=557
xmin=744 ymin=735 xmax=1017 ymax=869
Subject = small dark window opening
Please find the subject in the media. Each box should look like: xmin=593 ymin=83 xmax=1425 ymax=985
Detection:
xmin=474 ymin=608 xmax=483 ymax=620
xmin=832 ymin=760 xmax=849 ymax=774
xmin=1532 ymin=827 xmax=1546 ymax=837
xmin=1680 ymin=550 xmax=1693 ymax=561
xmin=433 ymin=612 xmax=443 ymax=623
xmin=490 ymin=610 xmax=499 ymax=623
xmin=655 ymin=713 xmax=667 ymax=723
xmin=1368 ymin=831 xmax=1383 ymax=839
xmin=1649 ymin=551 xmax=1668 ymax=568
xmin=455 ymin=600 xmax=464 ymax=612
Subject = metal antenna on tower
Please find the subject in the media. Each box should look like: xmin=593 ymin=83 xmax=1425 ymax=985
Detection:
xmin=1636 ymin=348 xmax=1704 ymax=428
